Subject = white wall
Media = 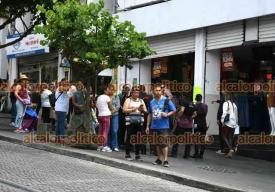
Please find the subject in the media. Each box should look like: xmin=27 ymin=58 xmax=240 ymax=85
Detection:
xmin=117 ymin=60 xmax=152 ymax=93
xmin=126 ymin=61 xmax=139 ymax=86
xmin=140 ymin=59 xmax=152 ymax=93
xmin=15 ymin=13 xmax=32 ymax=33
xmin=205 ymin=50 xmax=221 ymax=135
xmin=117 ymin=0 xmax=160 ymax=10
xmin=118 ymin=0 xmax=275 ymax=37
xmin=0 ymin=19 xmax=8 ymax=79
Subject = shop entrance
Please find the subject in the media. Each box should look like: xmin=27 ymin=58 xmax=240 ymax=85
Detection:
xmin=151 ymin=53 xmax=195 ymax=102
xmin=220 ymin=43 xmax=275 ymax=135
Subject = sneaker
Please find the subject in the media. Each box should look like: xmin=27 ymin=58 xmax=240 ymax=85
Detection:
xmin=113 ymin=148 xmax=119 ymax=152
xmin=125 ymin=155 xmax=133 ymax=161
xmin=23 ymin=129 xmax=30 ymax=133
xmin=163 ymin=161 xmax=170 ymax=167
xmin=14 ymin=128 xmax=23 ymax=133
xmin=9 ymin=122 xmax=15 ymax=127
xmin=216 ymin=150 xmax=225 ymax=155
xmin=152 ymin=159 xmax=162 ymax=165
xmin=97 ymin=146 xmax=103 ymax=152
xmin=102 ymin=146 xmax=112 ymax=152
xmin=234 ymin=145 xmax=238 ymax=153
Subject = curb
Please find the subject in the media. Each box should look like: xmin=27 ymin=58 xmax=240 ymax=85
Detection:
xmin=0 ymin=134 xmax=245 ymax=192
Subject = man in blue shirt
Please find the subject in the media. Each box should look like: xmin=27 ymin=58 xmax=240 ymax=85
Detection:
xmin=146 ymin=85 xmax=176 ymax=167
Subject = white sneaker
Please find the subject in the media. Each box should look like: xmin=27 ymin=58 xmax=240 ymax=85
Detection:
xmin=216 ymin=150 xmax=225 ymax=155
xmin=113 ymin=148 xmax=119 ymax=152
xmin=97 ymin=146 xmax=103 ymax=152
xmin=102 ymin=146 xmax=112 ymax=152
xmin=9 ymin=122 xmax=15 ymax=127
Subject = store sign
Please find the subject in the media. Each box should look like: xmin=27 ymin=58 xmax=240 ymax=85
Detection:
xmin=221 ymin=48 xmax=234 ymax=71
xmin=6 ymin=34 xmax=49 ymax=59
xmin=152 ymin=60 xmax=161 ymax=78
xmin=152 ymin=57 xmax=168 ymax=78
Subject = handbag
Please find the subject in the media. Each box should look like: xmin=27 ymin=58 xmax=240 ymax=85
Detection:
xmin=224 ymin=102 xmax=230 ymax=123
xmin=50 ymin=109 xmax=56 ymax=120
xmin=125 ymin=114 xmax=144 ymax=125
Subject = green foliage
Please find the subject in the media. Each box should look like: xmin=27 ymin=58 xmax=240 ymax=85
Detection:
xmin=35 ymin=0 xmax=154 ymax=75
xmin=0 ymin=0 xmax=65 ymax=48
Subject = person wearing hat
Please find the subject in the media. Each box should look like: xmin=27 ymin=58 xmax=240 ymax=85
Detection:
xmin=14 ymin=74 xmax=31 ymax=133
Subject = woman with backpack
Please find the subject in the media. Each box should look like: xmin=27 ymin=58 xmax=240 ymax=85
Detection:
xmin=221 ymin=92 xmax=239 ymax=159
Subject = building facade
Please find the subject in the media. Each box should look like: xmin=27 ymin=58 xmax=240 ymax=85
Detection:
xmin=115 ymin=0 xmax=275 ymax=138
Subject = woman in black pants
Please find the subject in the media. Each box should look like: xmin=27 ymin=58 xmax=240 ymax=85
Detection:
xmin=123 ymin=86 xmax=147 ymax=161
xmin=40 ymin=83 xmax=52 ymax=123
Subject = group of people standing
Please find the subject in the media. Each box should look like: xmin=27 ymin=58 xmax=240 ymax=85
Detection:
xmin=8 ymin=74 xmax=239 ymax=167
xmin=95 ymin=83 xmax=211 ymax=167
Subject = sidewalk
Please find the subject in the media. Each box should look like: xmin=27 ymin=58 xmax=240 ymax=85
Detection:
xmin=0 ymin=113 xmax=274 ymax=192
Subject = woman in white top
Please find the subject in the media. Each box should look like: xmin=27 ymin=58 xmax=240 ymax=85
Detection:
xmin=40 ymin=83 xmax=52 ymax=123
xmin=221 ymin=92 xmax=239 ymax=158
xmin=96 ymin=85 xmax=114 ymax=152
xmin=55 ymin=80 xmax=70 ymax=140
xmin=123 ymin=86 xmax=147 ymax=161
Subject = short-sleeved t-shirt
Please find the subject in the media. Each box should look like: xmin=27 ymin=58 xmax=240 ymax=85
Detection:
xmin=96 ymin=94 xmax=111 ymax=116
xmin=148 ymin=96 xmax=176 ymax=129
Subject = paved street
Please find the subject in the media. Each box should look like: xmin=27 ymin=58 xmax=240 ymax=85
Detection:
xmin=0 ymin=140 xmax=208 ymax=192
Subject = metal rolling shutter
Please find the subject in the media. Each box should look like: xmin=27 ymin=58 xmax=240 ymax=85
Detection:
xmin=147 ymin=30 xmax=195 ymax=59
xmin=206 ymin=21 xmax=244 ymax=50
xmin=259 ymin=14 xmax=275 ymax=43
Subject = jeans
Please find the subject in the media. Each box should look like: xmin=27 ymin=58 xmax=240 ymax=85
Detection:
xmin=14 ymin=100 xmax=26 ymax=129
xmin=109 ymin=114 xmax=119 ymax=149
xmin=10 ymin=99 xmax=17 ymax=123
xmin=56 ymin=111 xmax=66 ymax=136
xmin=98 ymin=116 xmax=111 ymax=146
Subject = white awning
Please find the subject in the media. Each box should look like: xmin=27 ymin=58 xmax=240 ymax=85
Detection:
xmin=98 ymin=68 xmax=113 ymax=76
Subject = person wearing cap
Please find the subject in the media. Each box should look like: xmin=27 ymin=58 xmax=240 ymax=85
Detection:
xmin=14 ymin=74 xmax=30 ymax=133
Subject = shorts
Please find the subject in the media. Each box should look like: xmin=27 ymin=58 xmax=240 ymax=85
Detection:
xmin=151 ymin=128 xmax=170 ymax=148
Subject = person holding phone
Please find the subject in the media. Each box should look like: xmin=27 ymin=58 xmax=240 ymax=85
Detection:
xmin=123 ymin=86 xmax=147 ymax=161
xmin=55 ymin=80 xmax=70 ymax=142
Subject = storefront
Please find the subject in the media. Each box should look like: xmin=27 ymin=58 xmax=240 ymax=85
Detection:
xmin=151 ymin=53 xmax=194 ymax=100
xmin=118 ymin=30 xmax=196 ymax=100
xmin=204 ymin=15 xmax=275 ymax=139
xmin=18 ymin=52 xmax=58 ymax=83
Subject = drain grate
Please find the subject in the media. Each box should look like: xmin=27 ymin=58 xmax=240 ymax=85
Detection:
xmin=198 ymin=165 xmax=237 ymax=174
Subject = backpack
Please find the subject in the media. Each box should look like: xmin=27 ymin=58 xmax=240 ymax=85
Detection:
xmin=49 ymin=92 xmax=63 ymax=108
xmin=183 ymin=102 xmax=195 ymax=117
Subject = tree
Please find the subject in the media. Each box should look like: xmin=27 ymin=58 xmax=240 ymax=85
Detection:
xmin=0 ymin=0 xmax=64 ymax=49
xmin=35 ymin=0 xmax=154 ymax=92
